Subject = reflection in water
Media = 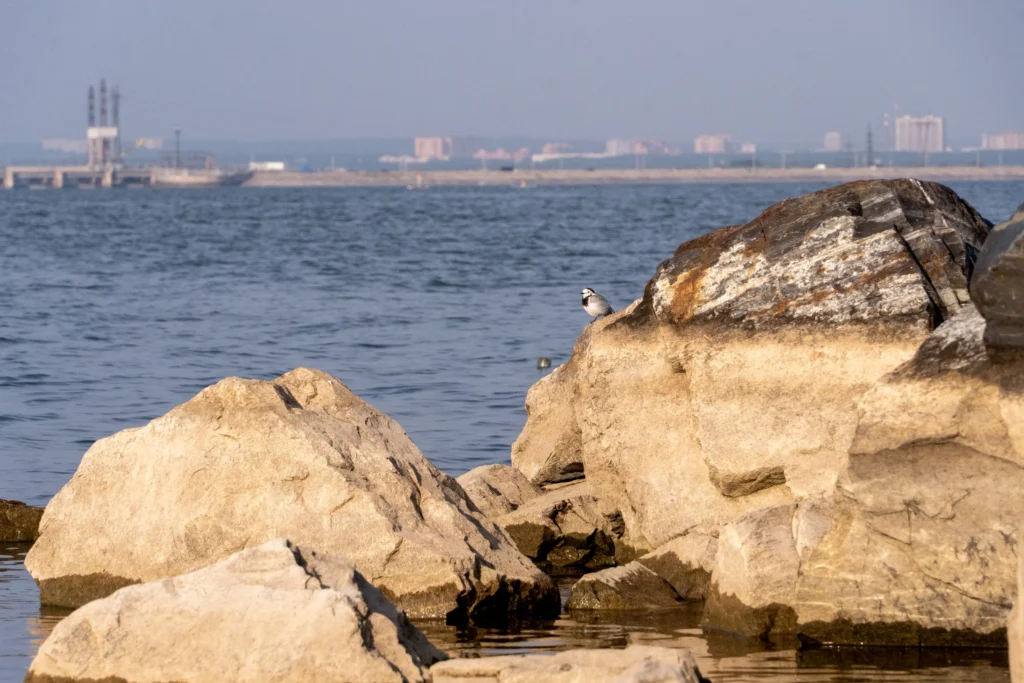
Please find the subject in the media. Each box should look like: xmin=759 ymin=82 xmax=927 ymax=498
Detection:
xmin=413 ymin=578 xmax=1010 ymax=683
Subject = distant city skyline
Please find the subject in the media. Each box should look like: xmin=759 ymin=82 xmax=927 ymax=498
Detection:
xmin=2 ymin=1 xmax=1022 ymax=147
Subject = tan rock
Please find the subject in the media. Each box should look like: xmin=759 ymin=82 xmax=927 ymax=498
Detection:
xmin=0 ymin=498 xmax=44 ymax=542
xmin=496 ymin=480 xmax=618 ymax=571
xmin=704 ymin=307 xmax=1024 ymax=646
xmin=456 ymin=464 xmax=541 ymax=520
xmin=566 ymin=563 xmax=683 ymax=611
xmin=511 ymin=362 xmax=585 ymax=485
xmin=26 ymin=539 xmax=445 ymax=683
xmin=1011 ymin=529 xmax=1024 ymax=681
xmin=512 ymin=179 xmax=989 ymax=556
xmin=795 ymin=306 xmax=1024 ymax=646
xmin=429 ymin=645 xmax=707 ymax=683
xmin=636 ymin=532 xmax=718 ymax=600
xmin=25 ymin=369 xmax=559 ymax=623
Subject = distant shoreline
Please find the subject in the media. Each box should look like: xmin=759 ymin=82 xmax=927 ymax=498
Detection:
xmin=244 ymin=166 xmax=1024 ymax=188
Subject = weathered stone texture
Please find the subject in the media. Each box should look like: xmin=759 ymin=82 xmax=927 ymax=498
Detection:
xmin=970 ymin=204 xmax=1024 ymax=351
xmin=456 ymin=464 xmax=542 ymax=519
xmin=26 ymin=539 xmax=445 ymax=683
xmin=430 ymin=645 xmax=707 ymax=683
xmin=636 ymin=533 xmax=718 ymax=600
xmin=497 ymin=480 xmax=618 ymax=572
xmin=513 ymin=180 xmax=989 ymax=558
xmin=26 ymin=369 xmax=558 ymax=624
xmin=0 ymin=499 xmax=44 ymax=542
xmin=567 ymin=563 xmax=683 ymax=611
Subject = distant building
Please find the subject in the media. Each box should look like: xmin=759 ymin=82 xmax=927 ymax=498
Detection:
xmin=694 ymin=134 xmax=731 ymax=154
xmin=135 ymin=137 xmax=163 ymax=150
xmin=542 ymin=142 xmax=572 ymax=155
xmin=739 ymin=142 xmax=757 ymax=155
xmin=605 ymin=139 xmax=634 ymax=156
xmin=413 ymin=137 xmax=451 ymax=160
xmin=248 ymin=161 xmax=286 ymax=172
xmin=894 ymin=114 xmax=944 ymax=153
xmin=631 ymin=139 xmax=678 ymax=155
xmin=42 ymin=138 xmax=88 ymax=154
xmin=982 ymin=131 xmax=1024 ymax=150
xmin=823 ymin=131 xmax=842 ymax=152
xmin=472 ymin=148 xmax=530 ymax=162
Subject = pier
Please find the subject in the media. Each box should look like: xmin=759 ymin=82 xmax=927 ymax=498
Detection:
xmin=2 ymin=166 xmax=154 ymax=189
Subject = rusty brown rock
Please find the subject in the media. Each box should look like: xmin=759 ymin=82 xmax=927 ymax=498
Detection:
xmin=0 ymin=499 xmax=44 ymax=542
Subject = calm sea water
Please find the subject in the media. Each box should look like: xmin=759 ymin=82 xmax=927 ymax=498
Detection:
xmin=2 ymin=182 xmax=1022 ymax=681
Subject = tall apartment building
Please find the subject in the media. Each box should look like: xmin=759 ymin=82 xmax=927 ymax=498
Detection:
xmin=894 ymin=115 xmax=944 ymax=153
xmin=414 ymin=137 xmax=451 ymax=160
xmin=694 ymin=134 xmax=731 ymax=154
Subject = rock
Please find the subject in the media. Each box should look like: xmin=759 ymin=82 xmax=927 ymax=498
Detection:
xmin=26 ymin=539 xmax=445 ymax=683
xmin=512 ymin=179 xmax=990 ymax=556
xmin=702 ymin=502 xmax=812 ymax=638
xmin=970 ymin=203 xmax=1024 ymax=351
xmin=566 ymin=563 xmax=683 ymax=611
xmin=456 ymin=464 xmax=542 ymax=520
xmin=1011 ymin=532 xmax=1024 ymax=681
xmin=496 ymin=480 xmax=618 ymax=572
xmin=703 ymin=307 xmax=1024 ymax=646
xmin=795 ymin=305 xmax=1024 ymax=646
xmin=26 ymin=368 xmax=559 ymax=624
xmin=511 ymin=363 xmax=585 ymax=485
xmin=636 ymin=533 xmax=718 ymax=600
xmin=429 ymin=645 xmax=707 ymax=683
xmin=0 ymin=499 xmax=44 ymax=542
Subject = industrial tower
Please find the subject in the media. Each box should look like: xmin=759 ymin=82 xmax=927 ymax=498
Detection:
xmin=87 ymin=78 xmax=121 ymax=169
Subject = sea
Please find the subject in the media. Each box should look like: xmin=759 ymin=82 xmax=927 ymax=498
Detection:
xmin=2 ymin=181 xmax=1023 ymax=682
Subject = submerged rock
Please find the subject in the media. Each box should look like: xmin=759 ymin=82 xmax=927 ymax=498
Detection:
xmin=0 ymin=499 xmax=43 ymax=542
xmin=567 ymin=562 xmax=683 ymax=611
xmin=26 ymin=539 xmax=445 ymax=683
xmin=26 ymin=369 xmax=559 ymax=624
xmin=513 ymin=179 xmax=990 ymax=558
xmin=971 ymin=203 xmax=1024 ymax=352
xmin=430 ymin=645 xmax=707 ymax=683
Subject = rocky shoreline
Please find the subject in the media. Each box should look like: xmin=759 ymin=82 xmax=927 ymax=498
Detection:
xmin=13 ymin=179 xmax=1024 ymax=682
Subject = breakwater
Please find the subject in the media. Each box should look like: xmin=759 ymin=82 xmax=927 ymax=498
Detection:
xmin=245 ymin=165 xmax=1024 ymax=187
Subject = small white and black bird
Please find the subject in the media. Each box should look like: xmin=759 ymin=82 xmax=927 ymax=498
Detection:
xmin=581 ymin=287 xmax=614 ymax=318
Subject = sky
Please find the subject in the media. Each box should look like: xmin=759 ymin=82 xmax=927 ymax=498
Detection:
xmin=2 ymin=1 xmax=1023 ymax=146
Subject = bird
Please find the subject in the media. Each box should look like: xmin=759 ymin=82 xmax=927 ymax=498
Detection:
xmin=581 ymin=288 xmax=614 ymax=318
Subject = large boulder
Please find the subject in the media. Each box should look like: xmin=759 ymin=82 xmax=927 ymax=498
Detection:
xmin=1011 ymin=529 xmax=1024 ymax=681
xmin=430 ymin=645 xmax=708 ymax=683
xmin=512 ymin=179 xmax=990 ymax=556
xmin=26 ymin=369 xmax=559 ymax=623
xmin=26 ymin=539 xmax=445 ymax=683
xmin=703 ymin=306 xmax=1024 ymax=645
xmin=971 ymin=202 xmax=1024 ymax=351
xmin=0 ymin=499 xmax=44 ymax=542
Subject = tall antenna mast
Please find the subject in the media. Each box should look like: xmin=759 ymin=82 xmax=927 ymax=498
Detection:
xmin=99 ymin=79 xmax=108 ymax=126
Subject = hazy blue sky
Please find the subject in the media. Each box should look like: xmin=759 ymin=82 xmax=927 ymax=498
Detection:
xmin=2 ymin=1 xmax=1022 ymax=145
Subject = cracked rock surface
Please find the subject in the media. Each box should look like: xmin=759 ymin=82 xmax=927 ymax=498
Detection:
xmin=25 ymin=539 xmax=445 ymax=683
xmin=25 ymin=368 xmax=558 ymax=623
xmin=512 ymin=179 xmax=989 ymax=557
